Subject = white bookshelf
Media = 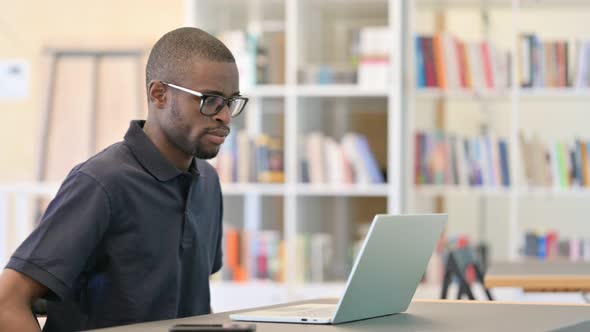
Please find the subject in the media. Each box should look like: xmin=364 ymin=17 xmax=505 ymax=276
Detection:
xmin=407 ymin=0 xmax=590 ymax=263
xmin=184 ymin=0 xmax=590 ymax=305
xmin=222 ymin=183 xmax=391 ymax=196
xmin=295 ymin=85 xmax=389 ymax=97
xmin=518 ymin=187 xmax=590 ymax=198
xmin=221 ymin=183 xmax=286 ymax=196
xmin=414 ymin=185 xmax=590 ymax=198
xmin=187 ymin=0 xmax=402 ymax=302
xmin=416 ymin=88 xmax=590 ymax=99
xmin=242 ymin=85 xmax=287 ymax=97
xmin=416 ymin=0 xmax=590 ymax=9
xmin=414 ymin=185 xmax=512 ymax=197
xmin=518 ymin=88 xmax=590 ymax=98
xmin=294 ymin=184 xmax=390 ymax=197
xmin=417 ymin=89 xmax=510 ymax=100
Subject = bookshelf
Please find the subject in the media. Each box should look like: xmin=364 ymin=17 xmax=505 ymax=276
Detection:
xmin=408 ymin=0 xmax=590 ymax=264
xmin=416 ymin=88 xmax=590 ymax=99
xmin=220 ymin=184 xmax=392 ymax=196
xmin=414 ymin=186 xmax=590 ymax=198
xmin=187 ymin=0 xmax=402 ymax=301
xmin=185 ymin=0 xmax=590 ymax=308
xmin=242 ymin=85 xmax=287 ymax=97
xmin=294 ymin=184 xmax=390 ymax=197
xmin=222 ymin=184 xmax=286 ymax=196
xmin=295 ymin=85 xmax=389 ymax=97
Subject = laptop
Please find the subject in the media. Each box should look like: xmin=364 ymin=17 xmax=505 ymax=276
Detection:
xmin=230 ymin=213 xmax=447 ymax=325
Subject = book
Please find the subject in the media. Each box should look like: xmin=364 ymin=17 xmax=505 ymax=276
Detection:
xmin=415 ymin=33 xmax=510 ymax=91
xmin=414 ymin=131 xmax=513 ymax=188
xmin=416 ymin=36 xmax=426 ymax=88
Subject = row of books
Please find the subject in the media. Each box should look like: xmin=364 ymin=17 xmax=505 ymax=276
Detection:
xmin=414 ymin=131 xmax=511 ymax=187
xmin=220 ymin=227 xmax=285 ymax=282
xmin=302 ymin=132 xmax=385 ymax=184
xmin=218 ymin=227 xmax=336 ymax=283
xmin=296 ymin=233 xmax=334 ymax=283
xmin=415 ymin=34 xmax=510 ymax=90
xmin=218 ymin=224 xmax=477 ymax=285
xmin=298 ymin=26 xmax=390 ymax=86
xmin=217 ymin=29 xmax=590 ymax=90
xmin=520 ymin=134 xmax=590 ymax=188
xmin=519 ymin=35 xmax=569 ymax=88
xmin=218 ymin=26 xmax=390 ymax=87
xmin=523 ymin=230 xmax=590 ymax=261
xmin=209 ymin=131 xmax=285 ymax=184
xmin=356 ymin=26 xmax=390 ymax=88
xmin=217 ymin=30 xmax=286 ymax=86
xmin=518 ymin=34 xmax=590 ymax=89
xmin=298 ymin=64 xmax=357 ymax=85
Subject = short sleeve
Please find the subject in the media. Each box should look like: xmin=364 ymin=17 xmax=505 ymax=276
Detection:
xmin=5 ymin=170 xmax=111 ymax=301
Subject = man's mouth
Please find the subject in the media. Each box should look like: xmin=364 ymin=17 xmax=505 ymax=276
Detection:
xmin=206 ymin=127 xmax=230 ymax=137
xmin=204 ymin=127 xmax=230 ymax=145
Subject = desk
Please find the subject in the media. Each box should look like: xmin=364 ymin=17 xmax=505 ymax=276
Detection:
xmin=485 ymin=261 xmax=590 ymax=292
xmin=86 ymin=299 xmax=590 ymax=332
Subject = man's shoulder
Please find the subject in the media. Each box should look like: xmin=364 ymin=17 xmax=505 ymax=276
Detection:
xmin=74 ymin=142 xmax=139 ymax=186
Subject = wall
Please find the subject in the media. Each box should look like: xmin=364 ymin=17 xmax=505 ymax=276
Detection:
xmin=0 ymin=0 xmax=184 ymax=182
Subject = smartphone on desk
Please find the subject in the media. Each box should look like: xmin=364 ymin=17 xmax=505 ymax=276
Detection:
xmin=169 ymin=323 xmax=256 ymax=332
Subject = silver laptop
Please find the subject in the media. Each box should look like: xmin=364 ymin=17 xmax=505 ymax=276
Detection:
xmin=230 ymin=213 xmax=447 ymax=324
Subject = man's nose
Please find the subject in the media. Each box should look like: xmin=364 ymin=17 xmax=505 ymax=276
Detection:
xmin=212 ymin=104 xmax=231 ymax=125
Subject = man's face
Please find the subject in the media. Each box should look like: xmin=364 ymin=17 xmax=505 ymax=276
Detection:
xmin=162 ymin=59 xmax=239 ymax=159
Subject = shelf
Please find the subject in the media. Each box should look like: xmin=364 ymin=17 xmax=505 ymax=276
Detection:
xmin=519 ymin=0 xmax=590 ymax=8
xmin=211 ymin=280 xmax=285 ymax=288
xmin=519 ymin=187 xmax=590 ymax=198
xmin=222 ymin=184 xmax=392 ymax=197
xmin=300 ymin=0 xmax=388 ymax=9
xmin=416 ymin=0 xmax=590 ymax=9
xmin=296 ymin=85 xmax=389 ymax=97
xmin=415 ymin=88 xmax=590 ymax=100
xmin=211 ymin=281 xmax=346 ymax=299
xmin=242 ymin=85 xmax=286 ymax=98
xmin=210 ymin=280 xmax=289 ymax=312
xmin=414 ymin=186 xmax=590 ymax=198
xmin=414 ymin=185 xmax=511 ymax=197
xmin=519 ymin=88 xmax=590 ymax=98
xmin=295 ymin=184 xmax=390 ymax=197
xmin=221 ymin=183 xmax=286 ymax=196
xmin=0 ymin=183 xmax=59 ymax=196
xmin=416 ymin=0 xmax=512 ymax=8
xmin=243 ymin=85 xmax=396 ymax=98
xmin=415 ymin=88 xmax=510 ymax=100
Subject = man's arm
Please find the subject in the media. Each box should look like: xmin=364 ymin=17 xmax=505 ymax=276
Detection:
xmin=0 ymin=269 xmax=48 ymax=332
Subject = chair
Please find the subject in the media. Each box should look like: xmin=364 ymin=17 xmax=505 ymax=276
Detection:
xmin=32 ymin=298 xmax=47 ymax=328
xmin=32 ymin=298 xmax=47 ymax=316
xmin=440 ymin=246 xmax=493 ymax=300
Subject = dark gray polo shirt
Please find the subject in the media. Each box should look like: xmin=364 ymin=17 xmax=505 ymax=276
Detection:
xmin=6 ymin=120 xmax=223 ymax=331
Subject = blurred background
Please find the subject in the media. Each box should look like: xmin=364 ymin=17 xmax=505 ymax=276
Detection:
xmin=2 ymin=0 xmax=590 ymax=312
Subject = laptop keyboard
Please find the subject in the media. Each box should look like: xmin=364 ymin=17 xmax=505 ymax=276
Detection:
xmin=299 ymin=307 xmax=335 ymax=317
xmin=265 ymin=304 xmax=336 ymax=318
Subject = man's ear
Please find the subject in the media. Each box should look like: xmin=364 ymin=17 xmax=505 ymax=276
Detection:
xmin=148 ymin=80 xmax=168 ymax=108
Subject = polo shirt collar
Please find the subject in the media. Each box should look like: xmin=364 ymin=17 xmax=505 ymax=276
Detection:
xmin=124 ymin=120 xmax=199 ymax=182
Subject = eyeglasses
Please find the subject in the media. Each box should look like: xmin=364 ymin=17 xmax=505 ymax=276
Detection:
xmin=161 ymin=81 xmax=248 ymax=118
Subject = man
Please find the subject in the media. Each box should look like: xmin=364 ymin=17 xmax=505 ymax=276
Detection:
xmin=0 ymin=27 xmax=247 ymax=331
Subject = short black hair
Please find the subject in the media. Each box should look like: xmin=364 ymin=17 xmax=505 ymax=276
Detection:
xmin=145 ymin=27 xmax=235 ymax=90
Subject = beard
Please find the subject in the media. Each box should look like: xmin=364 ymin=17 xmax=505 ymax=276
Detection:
xmin=192 ymin=134 xmax=221 ymax=159
xmin=165 ymin=99 xmax=227 ymax=160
